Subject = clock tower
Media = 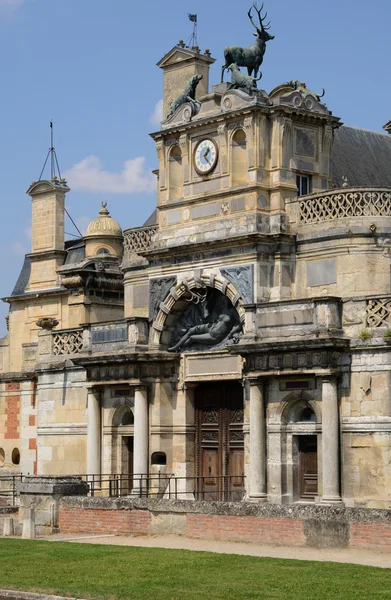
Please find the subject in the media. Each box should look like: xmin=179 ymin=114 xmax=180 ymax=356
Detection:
xmin=149 ymin=55 xmax=339 ymax=308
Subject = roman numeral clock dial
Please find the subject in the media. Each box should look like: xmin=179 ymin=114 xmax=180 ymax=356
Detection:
xmin=194 ymin=138 xmax=219 ymax=175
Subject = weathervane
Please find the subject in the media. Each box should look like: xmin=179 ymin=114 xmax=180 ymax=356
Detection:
xmin=187 ymin=13 xmax=198 ymax=48
xmin=38 ymin=121 xmax=63 ymax=182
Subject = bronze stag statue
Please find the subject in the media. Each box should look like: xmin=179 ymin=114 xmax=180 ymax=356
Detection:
xmin=221 ymin=3 xmax=274 ymax=84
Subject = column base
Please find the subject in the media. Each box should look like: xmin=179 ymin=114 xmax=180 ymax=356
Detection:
xmin=320 ymin=497 xmax=345 ymax=507
xmin=246 ymin=493 xmax=268 ymax=504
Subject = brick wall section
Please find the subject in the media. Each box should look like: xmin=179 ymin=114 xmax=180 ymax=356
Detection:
xmin=350 ymin=523 xmax=391 ymax=550
xmin=58 ymin=498 xmax=391 ymax=550
xmin=59 ymin=507 xmax=151 ymax=536
xmin=186 ymin=514 xmax=305 ymax=546
xmin=5 ymin=396 xmax=20 ymax=440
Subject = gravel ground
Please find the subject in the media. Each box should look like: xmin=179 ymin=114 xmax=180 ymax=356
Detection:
xmin=42 ymin=533 xmax=391 ymax=569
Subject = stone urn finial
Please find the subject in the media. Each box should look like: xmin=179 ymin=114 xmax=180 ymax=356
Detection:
xmin=36 ymin=317 xmax=59 ymax=331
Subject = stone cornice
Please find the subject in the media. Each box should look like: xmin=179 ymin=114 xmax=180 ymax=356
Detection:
xmin=150 ymin=102 xmax=341 ymax=139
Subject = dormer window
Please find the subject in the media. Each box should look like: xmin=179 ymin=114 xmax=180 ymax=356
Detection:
xmin=297 ymin=174 xmax=312 ymax=197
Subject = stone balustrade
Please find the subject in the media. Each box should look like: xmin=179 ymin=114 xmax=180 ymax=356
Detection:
xmin=366 ymin=295 xmax=391 ymax=328
xmin=38 ymin=319 xmax=150 ymax=359
xmin=53 ymin=328 xmax=84 ymax=356
xmin=287 ymin=187 xmax=391 ymax=227
xmin=123 ymin=225 xmax=158 ymax=259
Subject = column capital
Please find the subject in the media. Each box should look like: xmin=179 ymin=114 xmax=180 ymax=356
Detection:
xmin=244 ymin=377 xmax=264 ymax=387
xmin=133 ymin=384 xmax=149 ymax=394
xmin=86 ymin=385 xmax=101 ymax=396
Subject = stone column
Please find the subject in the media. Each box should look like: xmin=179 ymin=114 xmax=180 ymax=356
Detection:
xmin=248 ymin=381 xmax=268 ymax=502
xmin=321 ymin=377 xmax=343 ymax=505
xmin=86 ymin=388 xmax=101 ymax=476
xmin=133 ymin=386 xmax=149 ymax=494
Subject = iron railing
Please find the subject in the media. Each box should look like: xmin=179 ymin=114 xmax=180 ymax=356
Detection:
xmin=0 ymin=475 xmax=24 ymax=506
xmin=84 ymin=473 xmax=245 ymax=502
xmin=0 ymin=473 xmax=246 ymax=504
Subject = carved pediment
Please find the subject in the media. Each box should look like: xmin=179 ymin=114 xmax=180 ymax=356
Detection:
xmin=27 ymin=179 xmax=69 ymax=196
xmin=157 ymin=46 xmax=215 ymax=69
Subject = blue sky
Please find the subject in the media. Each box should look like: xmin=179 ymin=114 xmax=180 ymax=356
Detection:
xmin=0 ymin=0 xmax=390 ymax=334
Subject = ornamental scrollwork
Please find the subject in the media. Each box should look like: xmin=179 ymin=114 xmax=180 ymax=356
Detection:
xmin=53 ymin=330 xmax=84 ymax=356
xmin=366 ymin=298 xmax=391 ymax=328
xmin=299 ymin=189 xmax=391 ymax=224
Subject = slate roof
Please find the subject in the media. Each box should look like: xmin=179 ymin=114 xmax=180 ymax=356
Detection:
xmin=64 ymin=240 xmax=85 ymax=265
xmin=332 ymin=125 xmax=391 ymax=188
xmin=10 ymin=256 xmax=31 ymax=297
xmin=9 ymin=239 xmax=84 ymax=298
xmin=143 ymin=209 xmax=157 ymax=227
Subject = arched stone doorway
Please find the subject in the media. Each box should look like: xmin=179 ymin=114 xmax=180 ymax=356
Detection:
xmin=111 ymin=404 xmax=134 ymax=495
xmin=280 ymin=392 xmax=320 ymax=503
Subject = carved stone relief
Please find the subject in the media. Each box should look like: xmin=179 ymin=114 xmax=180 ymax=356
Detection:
xmin=168 ymin=287 xmax=242 ymax=353
xmin=220 ymin=265 xmax=254 ymax=304
xmin=149 ymin=277 xmax=177 ymax=322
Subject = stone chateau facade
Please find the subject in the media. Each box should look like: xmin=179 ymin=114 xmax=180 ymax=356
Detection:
xmin=1 ymin=39 xmax=391 ymax=510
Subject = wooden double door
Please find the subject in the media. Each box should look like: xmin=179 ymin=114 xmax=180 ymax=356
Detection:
xmin=195 ymin=382 xmax=245 ymax=502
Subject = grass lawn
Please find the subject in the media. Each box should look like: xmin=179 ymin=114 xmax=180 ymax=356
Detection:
xmin=0 ymin=539 xmax=390 ymax=600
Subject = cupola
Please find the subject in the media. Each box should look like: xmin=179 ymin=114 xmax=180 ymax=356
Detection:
xmin=84 ymin=202 xmax=123 ymax=258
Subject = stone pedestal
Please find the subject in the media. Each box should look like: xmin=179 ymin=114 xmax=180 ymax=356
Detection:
xmin=19 ymin=476 xmax=89 ymax=535
xmin=248 ymin=382 xmax=268 ymax=502
xmin=133 ymin=386 xmax=149 ymax=494
xmin=321 ymin=377 xmax=343 ymax=505
xmin=87 ymin=388 xmax=101 ymax=476
xmin=3 ymin=516 xmax=14 ymax=537
xmin=22 ymin=507 xmax=36 ymax=539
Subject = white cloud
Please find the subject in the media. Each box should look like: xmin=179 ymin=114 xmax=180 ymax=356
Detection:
xmin=149 ymin=99 xmax=163 ymax=126
xmin=0 ymin=0 xmax=23 ymax=5
xmin=64 ymin=155 xmax=156 ymax=195
xmin=0 ymin=0 xmax=24 ymax=16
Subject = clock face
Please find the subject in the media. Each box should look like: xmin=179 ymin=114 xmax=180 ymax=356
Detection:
xmin=194 ymin=138 xmax=219 ymax=175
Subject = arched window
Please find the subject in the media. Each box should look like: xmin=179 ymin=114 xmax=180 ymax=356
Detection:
xmin=97 ymin=247 xmax=110 ymax=255
xmin=0 ymin=448 xmax=5 ymax=467
xmin=231 ymin=129 xmax=247 ymax=186
xmin=12 ymin=448 xmax=20 ymax=465
xmin=169 ymin=145 xmax=183 ymax=200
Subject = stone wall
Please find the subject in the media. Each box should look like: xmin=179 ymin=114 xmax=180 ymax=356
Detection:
xmin=59 ymin=497 xmax=391 ymax=550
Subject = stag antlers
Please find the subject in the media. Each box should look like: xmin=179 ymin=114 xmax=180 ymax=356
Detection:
xmin=248 ymin=2 xmax=271 ymax=32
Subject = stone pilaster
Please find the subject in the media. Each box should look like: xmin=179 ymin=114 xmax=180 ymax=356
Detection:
xmin=321 ymin=376 xmax=343 ymax=505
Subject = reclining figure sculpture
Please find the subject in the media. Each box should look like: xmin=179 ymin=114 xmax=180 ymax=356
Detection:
xmin=168 ymin=313 xmax=242 ymax=352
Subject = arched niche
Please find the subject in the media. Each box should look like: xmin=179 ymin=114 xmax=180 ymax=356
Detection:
xmin=168 ymin=145 xmax=183 ymax=200
xmin=231 ymin=129 xmax=247 ymax=186
xmin=280 ymin=392 xmax=320 ymax=426
xmin=112 ymin=405 xmax=134 ymax=428
xmin=151 ymin=275 xmax=245 ymax=351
